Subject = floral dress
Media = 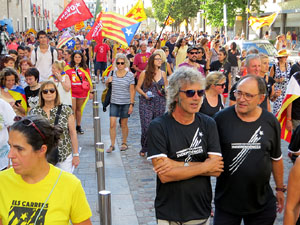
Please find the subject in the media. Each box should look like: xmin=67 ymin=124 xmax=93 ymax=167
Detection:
xmin=272 ymin=63 xmax=291 ymax=115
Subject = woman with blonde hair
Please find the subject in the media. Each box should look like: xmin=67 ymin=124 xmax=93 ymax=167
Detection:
xmin=154 ymin=49 xmax=172 ymax=76
xmin=199 ymin=72 xmax=225 ymax=117
xmin=49 ymin=60 xmax=72 ymax=106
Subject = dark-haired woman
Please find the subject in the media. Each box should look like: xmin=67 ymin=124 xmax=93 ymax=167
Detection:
xmin=228 ymin=42 xmax=240 ymax=85
xmin=136 ymin=54 xmax=168 ymax=157
xmin=210 ymin=47 xmax=231 ymax=104
xmin=65 ymin=51 xmax=93 ymax=134
xmin=30 ymin=81 xmax=79 ymax=173
xmin=0 ymin=55 xmax=16 ymax=71
xmin=173 ymin=38 xmax=188 ymax=68
xmin=24 ymin=67 xmax=41 ymax=111
xmin=0 ymin=115 xmax=92 ymax=224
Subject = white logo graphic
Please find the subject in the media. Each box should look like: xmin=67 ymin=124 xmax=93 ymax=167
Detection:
xmin=125 ymin=28 xmax=133 ymax=36
xmin=60 ymin=3 xmax=82 ymax=21
xmin=229 ymin=126 xmax=263 ymax=175
xmin=176 ymin=128 xmax=204 ymax=162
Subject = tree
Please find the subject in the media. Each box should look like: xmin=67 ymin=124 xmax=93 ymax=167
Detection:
xmin=200 ymin=0 xmax=261 ymax=31
xmin=144 ymin=7 xmax=154 ymax=18
xmin=95 ymin=0 xmax=102 ymax=18
xmin=151 ymin=0 xmax=202 ymax=31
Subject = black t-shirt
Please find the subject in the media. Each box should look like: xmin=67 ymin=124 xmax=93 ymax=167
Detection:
xmin=214 ymin=106 xmax=281 ymax=215
xmin=227 ymin=50 xmax=240 ymax=67
xmin=25 ymin=87 xmax=40 ymax=109
xmin=165 ymin=41 xmax=176 ymax=58
xmin=210 ymin=61 xmax=231 ymax=93
xmin=291 ymin=72 xmax=300 ymax=119
xmin=289 ymin=124 xmax=300 ymax=153
xmin=290 ymin=62 xmax=300 ymax=77
xmin=196 ymin=59 xmax=207 ymax=74
xmin=147 ymin=112 xmax=221 ymax=222
xmin=199 ymin=94 xmax=224 ymax=117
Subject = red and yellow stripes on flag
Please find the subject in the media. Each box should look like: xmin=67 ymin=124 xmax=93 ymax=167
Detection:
xmin=57 ymin=37 xmax=72 ymax=48
xmin=100 ymin=12 xmax=138 ymax=46
xmin=75 ymin=21 xmax=85 ymax=32
xmin=249 ymin=12 xmax=278 ymax=31
xmin=165 ymin=16 xmax=175 ymax=26
xmin=276 ymin=75 xmax=300 ymax=142
xmin=8 ymin=89 xmax=27 ymax=114
xmin=102 ymin=65 xmax=112 ymax=78
xmin=125 ymin=0 xmax=147 ymax=22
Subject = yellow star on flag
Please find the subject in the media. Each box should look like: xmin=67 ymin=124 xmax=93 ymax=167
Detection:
xmin=126 ymin=0 xmax=147 ymax=22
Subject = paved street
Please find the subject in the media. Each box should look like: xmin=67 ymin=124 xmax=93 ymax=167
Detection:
xmin=74 ymin=83 xmax=294 ymax=225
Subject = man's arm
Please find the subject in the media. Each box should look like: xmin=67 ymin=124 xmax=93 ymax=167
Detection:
xmin=284 ymin=158 xmax=300 ymax=225
xmin=272 ymin=158 xmax=285 ymax=213
xmin=152 ymin=155 xmax=223 ymax=183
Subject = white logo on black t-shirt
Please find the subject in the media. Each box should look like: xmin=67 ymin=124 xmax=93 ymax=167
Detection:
xmin=176 ymin=128 xmax=203 ymax=162
xmin=229 ymin=126 xmax=263 ymax=175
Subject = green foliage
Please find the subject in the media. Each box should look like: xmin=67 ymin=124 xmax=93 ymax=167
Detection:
xmin=145 ymin=7 xmax=154 ymax=18
xmin=95 ymin=0 xmax=102 ymax=17
xmin=200 ymin=0 xmax=261 ymax=28
xmin=151 ymin=0 xmax=202 ymax=25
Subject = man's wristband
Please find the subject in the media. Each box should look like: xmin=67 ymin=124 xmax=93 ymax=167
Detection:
xmin=275 ymin=187 xmax=286 ymax=193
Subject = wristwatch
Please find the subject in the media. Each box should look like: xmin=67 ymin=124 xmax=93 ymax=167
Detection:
xmin=184 ymin=162 xmax=189 ymax=167
xmin=275 ymin=187 xmax=286 ymax=193
xmin=130 ymin=102 xmax=135 ymax=107
xmin=73 ymin=153 xmax=80 ymax=157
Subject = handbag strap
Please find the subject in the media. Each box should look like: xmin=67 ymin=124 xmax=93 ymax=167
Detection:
xmin=55 ymin=105 xmax=63 ymax=125
xmin=34 ymin=169 xmax=63 ymax=225
xmin=75 ymin=68 xmax=83 ymax=83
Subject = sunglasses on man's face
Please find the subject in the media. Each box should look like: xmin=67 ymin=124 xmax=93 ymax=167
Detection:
xmin=189 ymin=51 xmax=198 ymax=55
xmin=179 ymin=89 xmax=204 ymax=98
xmin=42 ymin=88 xmax=56 ymax=94
xmin=116 ymin=62 xmax=125 ymax=65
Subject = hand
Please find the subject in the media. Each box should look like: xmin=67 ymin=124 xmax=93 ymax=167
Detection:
xmin=89 ymin=92 xmax=93 ymax=100
xmin=128 ymin=105 xmax=133 ymax=114
xmin=276 ymin=191 xmax=285 ymax=213
xmin=153 ymin=157 xmax=181 ymax=175
xmin=144 ymin=95 xmax=150 ymax=100
xmin=286 ymin=120 xmax=293 ymax=132
xmin=204 ymin=156 xmax=224 ymax=174
xmin=275 ymin=90 xmax=281 ymax=96
xmin=72 ymin=156 xmax=80 ymax=168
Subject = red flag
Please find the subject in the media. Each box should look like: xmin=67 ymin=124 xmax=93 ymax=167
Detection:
xmin=55 ymin=0 xmax=93 ymax=31
xmin=86 ymin=12 xmax=103 ymax=43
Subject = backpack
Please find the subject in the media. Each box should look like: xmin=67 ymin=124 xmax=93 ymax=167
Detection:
xmin=34 ymin=46 xmax=55 ymax=65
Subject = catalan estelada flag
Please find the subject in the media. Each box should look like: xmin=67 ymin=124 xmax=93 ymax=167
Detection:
xmin=249 ymin=12 xmax=278 ymax=31
xmin=164 ymin=16 xmax=175 ymax=26
xmin=75 ymin=21 xmax=85 ymax=32
xmin=125 ymin=0 xmax=147 ymax=22
xmin=102 ymin=65 xmax=112 ymax=78
xmin=276 ymin=72 xmax=300 ymax=142
xmin=57 ymin=31 xmax=73 ymax=48
xmin=8 ymin=86 xmax=27 ymax=114
xmin=46 ymin=22 xmax=50 ymax=33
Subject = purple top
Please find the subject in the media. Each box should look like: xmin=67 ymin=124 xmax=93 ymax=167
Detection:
xmin=179 ymin=62 xmax=205 ymax=76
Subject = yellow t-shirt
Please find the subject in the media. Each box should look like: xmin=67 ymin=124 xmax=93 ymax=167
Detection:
xmin=0 ymin=165 xmax=92 ymax=225
xmin=174 ymin=45 xmax=188 ymax=67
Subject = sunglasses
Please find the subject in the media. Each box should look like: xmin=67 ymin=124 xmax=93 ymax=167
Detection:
xmin=116 ymin=62 xmax=125 ymax=65
xmin=22 ymin=118 xmax=46 ymax=141
xmin=198 ymin=51 xmax=203 ymax=54
xmin=215 ymin=83 xmax=226 ymax=88
xmin=179 ymin=89 xmax=204 ymax=98
xmin=189 ymin=51 xmax=198 ymax=55
xmin=42 ymin=88 xmax=56 ymax=94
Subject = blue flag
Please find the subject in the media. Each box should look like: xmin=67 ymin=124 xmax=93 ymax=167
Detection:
xmin=121 ymin=22 xmax=141 ymax=46
xmin=66 ymin=39 xmax=76 ymax=49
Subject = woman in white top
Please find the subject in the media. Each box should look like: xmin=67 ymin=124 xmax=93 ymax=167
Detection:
xmin=49 ymin=60 xmax=72 ymax=106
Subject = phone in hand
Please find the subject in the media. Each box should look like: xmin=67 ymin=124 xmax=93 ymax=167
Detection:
xmin=15 ymin=100 xmax=22 ymax=106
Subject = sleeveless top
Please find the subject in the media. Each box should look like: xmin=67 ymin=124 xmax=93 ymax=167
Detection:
xmin=199 ymin=94 xmax=224 ymax=117
xmin=49 ymin=73 xmax=72 ymax=106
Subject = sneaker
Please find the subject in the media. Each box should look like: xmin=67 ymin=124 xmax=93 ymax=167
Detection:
xmin=76 ymin=126 xmax=84 ymax=134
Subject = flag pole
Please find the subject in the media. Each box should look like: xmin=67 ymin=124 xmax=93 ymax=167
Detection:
xmin=154 ymin=0 xmax=175 ymax=49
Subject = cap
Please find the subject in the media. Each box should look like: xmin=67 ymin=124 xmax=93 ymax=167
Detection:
xmin=171 ymin=34 xmax=177 ymax=38
xmin=187 ymin=45 xmax=198 ymax=53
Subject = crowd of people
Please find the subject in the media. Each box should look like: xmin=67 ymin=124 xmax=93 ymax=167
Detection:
xmin=0 ymin=22 xmax=299 ymax=224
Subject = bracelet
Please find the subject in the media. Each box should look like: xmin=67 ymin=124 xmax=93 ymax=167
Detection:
xmin=130 ymin=103 xmax=134 ymax=106
xmin=73 ymin=153 xmax=79 ymax=157
xmin=287 ymin=118 xmax=292 ymax=121
xmin=275 ymin=187 xmax=286 ymax=193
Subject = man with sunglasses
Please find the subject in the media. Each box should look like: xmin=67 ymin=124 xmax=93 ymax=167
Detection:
xmin=147 ymin=67 xmax=224 ymax=225
xmin=179 ymin=46 xmax=205 ymax=76
xmin=213 ymin=75 xmax=284 ymax=225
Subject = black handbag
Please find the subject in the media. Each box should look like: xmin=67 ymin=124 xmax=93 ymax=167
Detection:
xmin=47 ymin=104 xmax=62 ymax=165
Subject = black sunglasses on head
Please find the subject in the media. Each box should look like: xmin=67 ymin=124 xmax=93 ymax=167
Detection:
xmin=179 ymin=89 xmax=204 ymax=98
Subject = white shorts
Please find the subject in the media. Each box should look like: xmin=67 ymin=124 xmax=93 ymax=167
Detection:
xmin=56 ymin=154 xmax=74 ymax=173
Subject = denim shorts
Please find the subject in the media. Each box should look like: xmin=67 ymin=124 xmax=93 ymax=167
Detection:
xmin=110 ymin=103 xmax=130 ymax=118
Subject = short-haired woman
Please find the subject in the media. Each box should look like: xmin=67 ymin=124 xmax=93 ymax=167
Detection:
xmin=0 ymin=115 xmax=92 ymax=224
xmin=136 ymin=53 xmax=168 ymax=157
xmin=200 ymin=72 xmax=225 ymax=117
xmin=24 ymin=67 xmax=41 ymax=110
xmin=30 ymin=81 xmax=79 ymax=173
xmin=106 ymin=53 xmax=135 ymax=153
xmin=19 ymin=58 xmax=33 ymax=88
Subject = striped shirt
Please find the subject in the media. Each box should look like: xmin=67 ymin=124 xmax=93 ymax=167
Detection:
xmin=111 ymin=71 xmax=134 ymax=105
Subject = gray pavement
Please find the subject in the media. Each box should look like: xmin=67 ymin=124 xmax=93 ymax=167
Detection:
xmin=74 ymin=82 xmax=294 ymax=225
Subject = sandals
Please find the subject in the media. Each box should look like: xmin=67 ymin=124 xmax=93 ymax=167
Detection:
xmin=106 ymin=145 xmax=115 ymax=153
xmin=120 ymin=143 xmax=128 ymax=151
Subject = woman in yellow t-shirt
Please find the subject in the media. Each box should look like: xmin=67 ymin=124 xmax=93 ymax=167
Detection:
xmin=173 ymin=38 xmax=188 ymax=68
xmin=0 ymin=115 xmax=92 ymax=225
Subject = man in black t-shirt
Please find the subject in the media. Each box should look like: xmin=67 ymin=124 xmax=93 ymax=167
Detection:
xmin=165 ymin=35 xmax=177 ymax=68
xmin=214 ymin=75 xmax=284 ymax=225
xmin=147 ymin=66 xmax=224 ymax=224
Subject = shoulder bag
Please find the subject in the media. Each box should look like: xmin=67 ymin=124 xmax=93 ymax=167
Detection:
xmin=75 ymin=68 xmax=90 ymax=91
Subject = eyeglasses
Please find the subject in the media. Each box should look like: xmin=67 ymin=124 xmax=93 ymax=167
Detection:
xmin=22 ymin=118 xmax=46 ymax=141
xmin=154 ymin=58 xmax=162 ymax=61
xmin=116 ymin=62 xmax=125 ymax=65
xmin=42 ymin=88 xmax=56 ymax=94
xmin=215 ymin=83 xmax=226 ymax=88
xmin=189 ymin=51 xmax=198 ymax=55
xmin=234 ymin=90 xmax=260 ymax=101
xmin=198 ymin=51 xmax=203 ymax=54
xmin=179 ymin=89 xmax=204 ymax=98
